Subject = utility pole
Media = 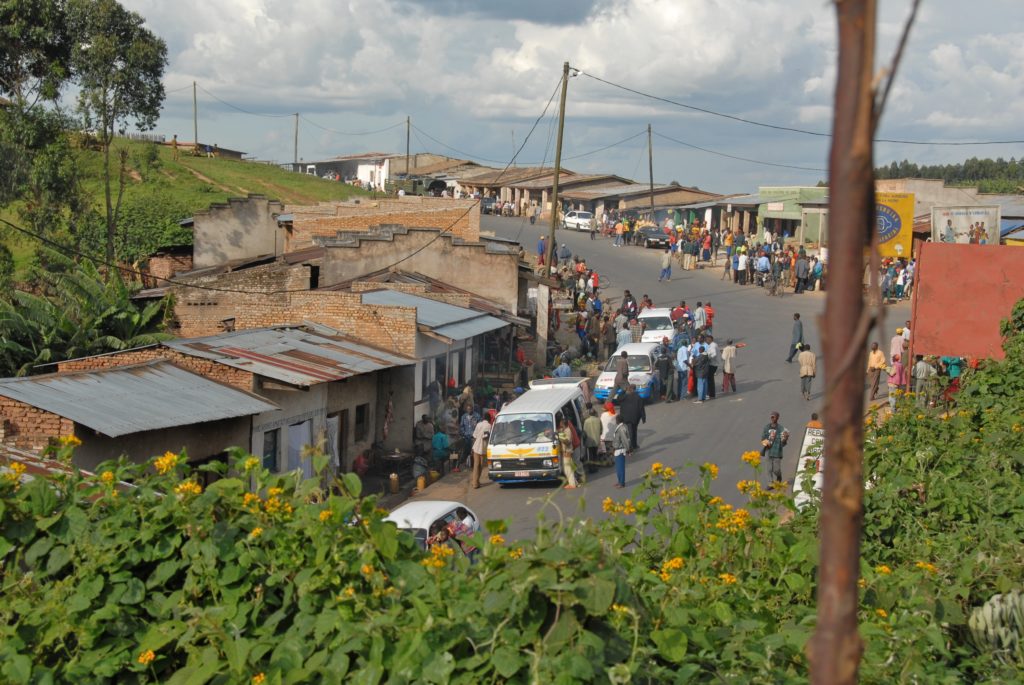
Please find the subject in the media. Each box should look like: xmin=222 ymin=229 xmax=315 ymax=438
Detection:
xmin=192 ymin=81 xmax=198 ymax=154
xmin=647 ymin=123 xmax=655 ymax=216
xmin=546 ymin=61 xmax=570 ymax=277
xmin=293 ymin=113 xmax=299 ymax=170
xmin=512 ymin=129 xmax=517 ymax=167
xmin=405 ymin=115 xmax=411 ymax=176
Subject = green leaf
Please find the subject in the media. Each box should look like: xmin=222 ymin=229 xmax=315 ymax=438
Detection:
xmin=44 ymin=545 xmax=71 ymax=576
xmin=577 ymin=576 xmax=616 ymax=615
xmin=783 ymin=573 xmax=806 ymax=593
xmin=491 ymin=646 xmax=525 ymax=678
xmin=2 ymin=654 xmax=32 ymax=684
xmin=119 ymin=578 xmax=146 ymax=605
xmin=343 ymin=472 xmax=362 ymax=498
xmin=367 ymin=520 xmax=398 ymax=560
xmin=223 ymin=637 xmax=251 ymax=675
xmin=651 ymin=628 xmax=689 ymax=663
xmin=421 ymin=651 xmax=456 ymax=683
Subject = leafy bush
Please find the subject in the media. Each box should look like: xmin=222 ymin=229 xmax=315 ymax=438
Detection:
xmin=2 ymin=305 xmax=1023 ymax=683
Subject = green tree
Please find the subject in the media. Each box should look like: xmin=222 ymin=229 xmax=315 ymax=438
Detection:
xmin=69 ymin=0 xmax=167 ymax=267
xmin=0 ymin=250 xmax=171 ymax=375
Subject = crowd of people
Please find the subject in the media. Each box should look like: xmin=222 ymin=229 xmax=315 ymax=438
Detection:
xmin=866 ymin=323 xmax=965 ymax=410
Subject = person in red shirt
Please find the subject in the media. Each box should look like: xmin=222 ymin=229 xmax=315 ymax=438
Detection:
xmin=704 ymin=301 xmax=715 ymax=334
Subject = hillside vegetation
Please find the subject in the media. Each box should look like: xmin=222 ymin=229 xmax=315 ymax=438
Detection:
xmin=3 ymin=138 xmax=368 ymax=276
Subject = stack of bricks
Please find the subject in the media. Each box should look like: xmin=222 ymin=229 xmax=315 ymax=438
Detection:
xmin=349 ymin=282 xmax=472 ymax=309
xmin=144 ymin=252 xmax=194 ymax=288
xmin=58 ymin=349 xmax=255 ymax=393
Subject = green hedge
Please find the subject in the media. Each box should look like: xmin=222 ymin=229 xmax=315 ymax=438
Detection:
xmin=2 ymin=301 xmax=1023 ymax=683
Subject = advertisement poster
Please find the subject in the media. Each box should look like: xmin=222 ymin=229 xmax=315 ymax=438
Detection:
xmin=875 ymin=192 xmax=915 ymax=258
xmin=931 ymin=205 xmax=1001 ymax=245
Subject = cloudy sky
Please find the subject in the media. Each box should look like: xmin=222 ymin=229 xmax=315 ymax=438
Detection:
xmin=124 ymin=0 xmax=1024 ymax=192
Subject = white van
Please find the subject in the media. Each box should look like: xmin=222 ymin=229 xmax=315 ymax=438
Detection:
xmin=487 ymin=385 xmax=586 ymax=484
xmin=637 ymin=307 xmax=675 ymax=344
xmin=593 ymin=342 xmax=661 ymax=402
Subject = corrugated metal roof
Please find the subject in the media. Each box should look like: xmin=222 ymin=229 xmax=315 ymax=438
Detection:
xmin=0 ymin=361 xmax=278 ymax=437
xmin=165 ymin=327 xmax=413 ymax=388
xmin=359 ymin=290 xmax=508 ymax=340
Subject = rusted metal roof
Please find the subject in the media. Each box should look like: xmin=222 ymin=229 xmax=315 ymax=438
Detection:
xmin=0 ymin=361 xmax=278 ymax=437
xmin=165 ymin=327 xmax=414 ymax=388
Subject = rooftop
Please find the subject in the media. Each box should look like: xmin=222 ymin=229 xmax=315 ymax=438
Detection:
xmin=359 ymin=290 xmax=508 ymax=342
xmin=165 ymin=326 xmax=414 ymax=388
xmin=0 ymin=361 xmax=278 ymax=437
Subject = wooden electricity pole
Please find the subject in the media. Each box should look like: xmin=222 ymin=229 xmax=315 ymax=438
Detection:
xmin=293 ymin=113 xmax=299 ymax=168
xmin=405 ymin=116 xmax=411 ymax=176
xmin=192 ymin=81 xmax=198 ymax=152
xmin=810 ymin=0 xmax=876 ymax=683
xmin=647 ymin=123 xmax=654 ymax=215
xmin=546 ymin=61 xmax=570 ymax=277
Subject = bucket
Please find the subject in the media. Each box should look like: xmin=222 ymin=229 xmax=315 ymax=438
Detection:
xmin=416 ymin=475 xmax=427 ymax=492
xmin=429 ymin=470 xmax=440 ymax=484
xmin=389 ymin=473 xmax=400 ymax=494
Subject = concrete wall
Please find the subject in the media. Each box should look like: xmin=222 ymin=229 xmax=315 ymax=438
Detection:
xmin=319 ymin=229 xmax=519 ymax=311
xmin=0 ymin=396 xmax=74 ymax=452
xmin=193 ymin=196 xmax=285 ymax=268
xmin=250 ymin=383 xmax=328 ymax=475
xmin=619 ymin=188 xmax=720 ymax=210
xmin=288 ymin=204 xmax=480 ymax=249
xmin=144 ymin=251 xmax=193 ymax=287
xmin=875 ymin=179 xmax=980 ymax=216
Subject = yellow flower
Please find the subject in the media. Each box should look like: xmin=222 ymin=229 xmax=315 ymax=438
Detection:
xmin=243 ymin=456 xmax=260 ymax=471
xmin=662 ymin=466 xmax=676 ymax=479
xmin=249 ymin=527 xmax=263 ymax=539
xmin=864 ymin=416 xmax=874 ymax=427
xmin=243 ymin=492 xmax=262 ymax=510
xmin=100 ymin=471 xmax=115 ymax=483
xmin=319 ymin=509 xmax=332 ymax=522
xmin=701 ymin=462 xmax=719 ymax=480
xmin=138 ymin=650 xmax=155 ymax=665
xmin=361 ymin=564 xmax=373 ymax=576
xmin=173 ymin=480 xmax=203 ymax=497
xmin=719 ymin=573 xmax=738 ymax=585
xmin=875 ymin=564 xmax=892 ymax=575
xmin=915 ymin=414 xmax=925 ymax=420
xmin=267 ymin=487 xmax=284 ymax=497
xmin=60 ymin=435 xmax=82 ymax=448
xmin=708 ymin=496 xmax=724 ymax=506
xmin=875 ymin=608 xmax=888 ymax=619
xmin=662 ymin=557 xmax=684 ymax=571
xmin=602 ymin=497 xmax=616 ymax=513
xmin=611 ymin=603 xmax=630 ymax=614
xmin=3 ymin=462 xmax=27 ymax=488
xmin=741 ymin=451 xmax=761 ymax=468
xmin=343 ymin=586 xmax=355 ymax=598
xmin=508 ymin=547 xmax=524 ymax=559
xmin=858 ymin=578 xmax=867 ymax=589
xmin=252 ymin=674 xmax=266 ymax=685
xmin=915 ymin=561 xmax=938 ymax=574
xmin=489 ymin=534 xmax=505 ymax=546
xmin=154 ymin=451 xmax=179 ymax=474
xmin=650 ymin=462 xmax=664 ymax=474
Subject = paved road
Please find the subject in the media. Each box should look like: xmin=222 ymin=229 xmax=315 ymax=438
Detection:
xmin=424 ymin=215 xmax=910 ymax=541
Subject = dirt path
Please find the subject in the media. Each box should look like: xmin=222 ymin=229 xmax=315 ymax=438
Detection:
xmin=182 ymin=165 xmax=235 ymax=194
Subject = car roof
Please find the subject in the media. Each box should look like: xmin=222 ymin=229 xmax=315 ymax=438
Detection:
xmin=638 ymin=308 xmax=673 ymax=319
xmin=497 ymin=386 xmax=582 ymax=415
xmin=529 ymin=377 xmax=588 ymax=388
xmin=384 ymin=500 xmax=464 ymax=528
xmin=612 ymin=342 xmax=660 ymax=356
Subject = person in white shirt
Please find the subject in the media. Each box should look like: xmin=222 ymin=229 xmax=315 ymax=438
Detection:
xmin=737 ymin=252 xmax=749 ymax=285
xmin=599 ymin=402 xmax=617 ymax=466
xmin=704 ymin=335 xmax=720 ymax=399
xmin=676 ymin=342 xmax=691 ymax=400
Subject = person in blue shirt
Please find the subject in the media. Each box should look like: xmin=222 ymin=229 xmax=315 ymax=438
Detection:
xmin=537 ymin=236 xmax=546 ymax=266
xmin=553 ymin=358 xmax=573 ymax=377
xmin=676 ymin=341 xmax=691 ymax=400
xmin=592 ymin=295 xmax=602 ymax=317
xmin=756 ymin=254 xmax=771 ymax=273
xmin=431 ymin=427 xmax=450 ymax=465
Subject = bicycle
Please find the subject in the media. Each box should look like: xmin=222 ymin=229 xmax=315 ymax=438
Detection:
xmin=764 ymin=273 xmax=783 ymax=297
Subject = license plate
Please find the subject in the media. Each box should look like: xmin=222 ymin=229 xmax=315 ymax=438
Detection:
xmin=514 ymin=471 xmax=530 ymax=478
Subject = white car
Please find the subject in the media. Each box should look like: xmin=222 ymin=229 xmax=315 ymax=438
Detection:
xmin=637 ymin=308 xmax=675 ymax=344
xmin=384 ymin=500 xmax=479 ymax=549
xmin=593 ymin=342 xmax=661 ymax=402
xmin=562 ymin=210 xmax=594 ymax=231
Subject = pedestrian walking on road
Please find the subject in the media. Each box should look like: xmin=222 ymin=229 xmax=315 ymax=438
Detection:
xmin=798 ymin=344 xmax=817 ymax=400
xmin=704 ymin=335 xmax=719 ymax=399
xmin=721 ymin=339 xmax=737 ymax=393
xmin=470 ymin=410 xmax=493 ymax=488
xmin=786 ymin=313 xmax=804 ymax=363
xmin=887 ymin=354 xmax=905 ymax=412
xmin=866 ymin=342 xmax=886 ymax=400
xmin=556 ymin=417 xmax=580 ymax=489
xmin=583 ymin=408 xmax=602 ymax=472
xmin=658 ymin=249 xmax=672 ymax=282
xmin=600 ymin=401 xmax=617 ymax=466
xmin=761 ymin=411 xmax=790 ymax=486
xmin=611 ymin=415 xmax=632 ymax=488
xmin=617 ymin=385 xmax=646 ymax=450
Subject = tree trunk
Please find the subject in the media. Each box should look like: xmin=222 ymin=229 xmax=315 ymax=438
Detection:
xmin=810 ymin=1 xmax=875 ymax=683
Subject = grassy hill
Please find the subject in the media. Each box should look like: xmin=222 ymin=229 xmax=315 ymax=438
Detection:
xmin=3 ymin=138 xmax=369 ymax=276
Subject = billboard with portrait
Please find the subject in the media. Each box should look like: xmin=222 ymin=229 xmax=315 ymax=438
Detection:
xmin=931 ymin=205 xmax=1001 ymax=245
xmin=874 ymin=192 xmax=915 ymax=258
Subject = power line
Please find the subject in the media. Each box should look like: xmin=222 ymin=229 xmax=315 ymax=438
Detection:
xmin=653 ymin=130 xmax=827 ymax=172
xmin=195 ymin=85 xmax=293 ymax=119
xmin=576 ymin=68 xmax=1024 ymax=146
xmin=411 ymin=124 xmax=510 ymax=164
xmin=300 ymin=116 xmax=405 ymax=137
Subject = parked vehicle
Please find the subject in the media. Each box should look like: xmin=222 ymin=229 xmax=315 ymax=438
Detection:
xmin=562 ymin=210 xmax=594 ymax=231
xmin=487 ymin=385 xmax=587 ymax=484
xmin=638 ymin=225 xmax=670 ymax=249
xmin=480 ymin=197 xmax=497 ymax=214
xmin=636 ymin=308 xmax=675 ymax=344
xmin=593 ymin=342 xmax=661 ymax=402
xmin=384 ymin=500 xmax=479 ymax=549
xmin=528 ymin=376 xmax=594 ymax=407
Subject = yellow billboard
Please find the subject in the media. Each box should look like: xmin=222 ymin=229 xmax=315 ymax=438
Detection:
xmin=875 ymin=192 xmax=914 ymax=258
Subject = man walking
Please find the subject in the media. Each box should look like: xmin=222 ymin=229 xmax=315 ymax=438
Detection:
xmin=761 ymin=411 xmax=790 ymax=486
xmin=613 ymin=350 xmax=630 ymax=398
xmin=470 ymin=410 xmax=493 ymax=489
xmin=611 ymin=415 xmax=632 ymax=488
xmin=537 ymin=236 xmax=546 ymax=266
xmin=794 ymin=254 xmax=810 ymax=293
xmin=583 ymin=407 xmax=602 ymax=471
xmin=721 ymin=339 xmax=737 ymax=393
xmin=618 ymin=384 xmax=646 ymax=450
xmin=658 ymin=248 xmax=672 ymax=282
xmin=692 ymin=345 xmax=710 ymax=403
xmin=798 ymin=343 xmax=817 ymax=400
xmin=705 ymin=334 xmax=719 ymax=399
xmin=786 ymin=313 xmax=804 ymax=363
xmin=866 ymin=342 xmax=886 ymax=400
